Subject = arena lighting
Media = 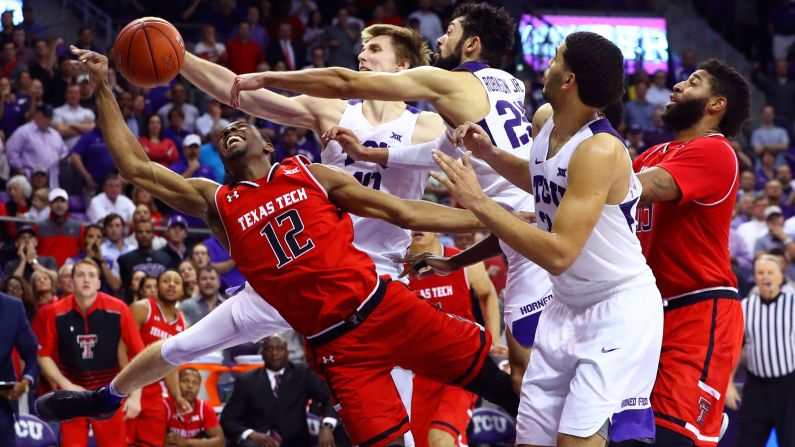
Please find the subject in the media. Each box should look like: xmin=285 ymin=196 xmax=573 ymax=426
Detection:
xmin=519 ymin=14 xmax=669 ymax=75
xmin=0 ymin=0 xmax=23 ymax=24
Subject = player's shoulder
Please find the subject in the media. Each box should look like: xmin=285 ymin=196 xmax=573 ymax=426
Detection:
xmin=685 ymin=134 xmax=734 ymax=153
xmin=578 ymin=131 xmax=627 ymax=157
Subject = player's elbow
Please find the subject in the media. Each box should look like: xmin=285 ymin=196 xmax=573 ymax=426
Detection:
xmin=545 ymin=248 xmax=578 ymax=276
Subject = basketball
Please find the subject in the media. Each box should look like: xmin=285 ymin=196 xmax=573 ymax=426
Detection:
xmin=112 ymin=17 xmax=185 ymax=88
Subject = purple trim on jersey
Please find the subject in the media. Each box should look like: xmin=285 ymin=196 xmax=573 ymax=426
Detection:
xmin=476 ymin=118 xmax=497 ymax=146
xmin=619 ymin=197 xmax=639 ymax=231
xmin=454 ymin=61 xmax=489 ymax=72
xmin=588 ymin=118 xmax=624 ymax=142
xmin=610 ymin=407 xmax=656 ymax=443
xmin=511 ymin=311 xmax=541 ymax=347
xmin=405 ymin=104 xmax=420 ymax=114
xmin=348 ymin=99 xmax=363 ymax=105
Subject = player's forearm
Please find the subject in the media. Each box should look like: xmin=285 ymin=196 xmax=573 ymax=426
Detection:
xmin=478 ymin=288 xmax=501 ymax=341
xmin=449 ymin=234 xmax=502 ymax=269
xmin=182 ymin=53 xmax=238 ymax=105
xmin=481 ymin=148 xmax=532 ymax=194
xmin=402 ymin=201 xmax=484 ymax=233
xmin=38 ymin=356 xmax=71 ymax=389
xmin=164 ymin=369 xmax=181 ymax=399
xmin=263 ymin=67 xmax=355 ymax=99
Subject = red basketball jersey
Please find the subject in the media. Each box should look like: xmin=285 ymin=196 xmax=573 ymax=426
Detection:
xmin=139 ymin=298 xmax=185 ymax=346
xmin=409 ymin=246 xmax=475 ymax=321
xmin=215 ymin=155 xmax=379 ymax=335
xmin=633 ymin=134 xmax=739 ymax=300
xmin=165 ymin=396 xmax=219 ymax=439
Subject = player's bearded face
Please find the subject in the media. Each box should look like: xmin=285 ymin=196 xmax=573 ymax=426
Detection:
xmin=662 ymin=96 xmax=708 ymax=131
xmin=434 ymin=35 xmax=465 ymax=71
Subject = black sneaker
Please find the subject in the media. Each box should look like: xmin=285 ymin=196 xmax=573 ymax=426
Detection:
xmin=35 ymin=387 xmax=121 ymax=422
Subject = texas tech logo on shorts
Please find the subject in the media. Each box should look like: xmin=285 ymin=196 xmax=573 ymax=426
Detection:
xmin=76 ymin=334 xmax=98 ymax=359
xmin=696 ymin=396 xmax=711 ymax=425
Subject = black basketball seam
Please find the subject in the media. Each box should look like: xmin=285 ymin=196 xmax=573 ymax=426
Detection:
xmin=125 ymin=27 xmax=141 ymax=80
xmin=148 ymin=25 xmax=182 ymax=73
xmin=140 ymin=22 xmax=160 ymax=82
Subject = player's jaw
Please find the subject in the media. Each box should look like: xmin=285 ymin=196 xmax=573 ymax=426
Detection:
xmin=661 ymin=95 xmax=708 ymax=131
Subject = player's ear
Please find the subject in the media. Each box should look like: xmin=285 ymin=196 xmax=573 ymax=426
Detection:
xmin=465 ymin=35 xmax=480 ymax=56
xmin=708 ymin=95 xmax=727 ymax=114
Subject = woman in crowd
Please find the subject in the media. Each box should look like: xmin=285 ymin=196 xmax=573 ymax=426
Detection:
xmin=138 ymin=113 xmax=178 ymax=166
xmin=137 ymin=274 xmax=158 ymax=301
xmin=128 ymin=269 xmax=147 ymax=303
xmin=132 ymin=186 xmax=164 ymax=228
xmin=65 ymin=224 xmax=122 ymax=295
xmin=178 ymin=259 xmax=198 ymax=300
xmin=30 ymin=269 xmax=56 ymax=307
xmin=0 ymin=175 xmax=31 ymax=239
xmin=2 ymin=275 xmax=34 ymax=321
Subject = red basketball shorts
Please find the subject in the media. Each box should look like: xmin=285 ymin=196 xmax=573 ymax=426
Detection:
xmin=652 ymin=297 xmax=744 ymax=446
xmin=305 ymin=280 xmax=491 ymax=447
xmin=60 ymin=409 xmax=126 ymax=446
xmin=126 ymin=384 xmax=167 ymax=447
xmin=412 ymin=375 xmax=477 ymax=447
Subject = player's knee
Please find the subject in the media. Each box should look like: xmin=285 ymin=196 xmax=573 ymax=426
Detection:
xmin=160 ymin=334 xmax=195 ymax=365
xmin=557 ymin=431 xmax=607 ymax=447
xmin=428 ymin=428 xmax=456 ymax=447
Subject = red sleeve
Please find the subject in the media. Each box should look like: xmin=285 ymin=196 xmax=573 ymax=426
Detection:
xmin=119 ymin=303 xmax=145 ymax=357
xmin=656 ymin=138 xmax=738 ymax=205
xmin=165 ymin=139 xmax=179 ymax=164
xmin=32 ymin=304 xmax=56 ymax=357
xmin=202 ymin=400 xmax=220 ymax=430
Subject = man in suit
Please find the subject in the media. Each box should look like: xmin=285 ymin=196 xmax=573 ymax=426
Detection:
xmin=265 ymin=23 xmax=305 ymax=71
xmin=0 ymin=292 xmax=40 ymax=446
xmin=221 ymin=335 xmax=336 ymax=447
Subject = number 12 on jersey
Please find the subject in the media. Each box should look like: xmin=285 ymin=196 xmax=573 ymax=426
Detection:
xmin=261 ymin=209 xmax=315 ymax=268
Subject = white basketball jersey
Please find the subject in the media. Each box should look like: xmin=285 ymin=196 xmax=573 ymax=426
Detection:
xmin=529 ymin=118 xmax=652 ymax=304
xmin=323 ymin=99 xmax=427 ymax=279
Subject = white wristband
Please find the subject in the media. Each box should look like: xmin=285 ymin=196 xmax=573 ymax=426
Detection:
xmin=322 ymin=417 xmax=338 ymax=430
xmin=241 ymin=429 xmax=254 ymax=440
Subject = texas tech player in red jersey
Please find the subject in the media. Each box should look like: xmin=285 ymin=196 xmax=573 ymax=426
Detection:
xmin=127 ymin=272 xmax=187 ymax=447
xmin=632 ymin=60 xmax=750 ymax=447
xmin=164 ymin=368 xmax=224 ymax=445
xmin=407 ymin=232 xmax=499 ymax=447
xmin=36 ymin=56 xmax=519 ymax=447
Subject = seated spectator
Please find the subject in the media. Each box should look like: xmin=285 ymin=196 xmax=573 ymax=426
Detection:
xmin=756 ymin=149 xmax=778 ymax=190
xmin=199 ymin=124 xmax=226 ymax=182
xmin=194 ymin=24 xmax=228 ymax=65
xmin=0 ymin=174 xmax=31 ymax=240
xmin=131 ymin=186 xmax=165 ymax=228
xmin=118 ymin=220 xmax=170 ymax=300
xmin=172 ymin=134 xmax=215 ymax=180
xmin=1 ymin=41 xmax=27 ymax=80
xmin=72 ymin=26 xmax=101 ymax=53
xmin=324 ymin=8 xmax=360 ymax=70
xmin=623 ymin=81 xmax=655 ymax=131
xmin=195 ymin=99 xmax=229 ymax=138
xmin=244 ymin=6 xmax=268 ymax=52
xmin=56 ymin=263 xmax=73 ymax=296
xmin=125 ymin=204 xmax=167 ymax=250
xmin=646 ymin=70 xmax=671 ymax=108
xmin=156 ymin=215 xmax=190 ymax=269
xmin=733 ymin=193 xmax=754 ymax=229
xmin=674 ymin=49 xmax=697 ymax=84
xmin=220 ymin=335 xmax=337 ymax=446
xmin=753 ymin=207 xmax=795 ymax=281
xmin=165 ymin=367 xmax=225 ymax=446
xmin=87 ymin=173 xmax=135 ymax=223
xmin=227 ymin=21 xmax=265 ymax=74
xmin=752 ymin=60 xmax=795 ymax=133
xmin=738 ymin=170 xmax=756 ymax=199
xmin=303 ymin=46 xmax=326 ymax=70
xmin=36 ymin=188 xmax=83 ymax=266
xmin=20 ymin=5 xmax=44 ymax=40
xmin=71 ymin=126 xmax=116 ymax=192
xmin=77 ymin=74 xmax=96 ymax=112
xmin=625 ymin=124 xmax=645 ymax=157
xmin=408 ymin=0 xmax=442 ymax=51
xmin=303 ymin=11 xmax=326 ymax=58
xmin=3 ymin=224 xmax=57 ymax=282
xmin=23 ymin=187 xmax=50 ymax=221
xmin=751 ymin=105 xmax=789 ymax=165
xmin=137 ymin=273 xmax=158 ymax=301
xmin=128 ymin=269 xmax=147 ymax=303
xmin=15 ymin=69 xmax=32 ymax=96
xmin=266 ymin=22 xmax=305 ymax=71
xmin=158 ymin=83 xmax=198 ymax=134
xmin=163 ymin=107 xmax=188 ymax=150
xmin=778 ymin=164 xmax=795 ymax=199
xmin=101 ymin=213 xmax=134 ymax=264
xmin=730 ymin=136 xmax=754 ymax=172
xmin=53 ymin=83 xmax=95 ymax=149
xmin=764 ymin=179 xmax=795 ymax=218
xmin=180 ymin=265 xmax=224 ymax=325
xmin=30 ymin=269 xmax=56 ymax=307
xmin=119 ymin=91 xmax=140 ymax=137
xmin=274 ymin=126 xmax=320 ymax=162
xmin=0 ymin=76 xmax=23 ymax=138
xmin=737 ymin=196 xmax=769 ymax=252
xmin=18 ymin=77 xmax=44 ymax=123
xmin=64 ymin=224 xmax=122 ymax=296
xmin=2 ymin=275 xmax=35 ymax=321
xmin=642 ymin=106 xmax=675 ymax=151
xmin=139 ymin=114 xmax=179 ymax=167
xmin=190 ymin=242 xmax=210 ymax=269
xmin=6 ymin=104 xmax=67 ymax=188
xmin=178 ymin=259 xmax=198 ymax=299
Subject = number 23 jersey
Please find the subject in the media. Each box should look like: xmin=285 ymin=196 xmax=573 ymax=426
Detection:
xmin=214 ymin=155 xmax=379 ymax=336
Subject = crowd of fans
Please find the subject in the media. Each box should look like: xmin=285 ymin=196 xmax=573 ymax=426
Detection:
xmin=0 ymin=0 xmax=793 ymax=445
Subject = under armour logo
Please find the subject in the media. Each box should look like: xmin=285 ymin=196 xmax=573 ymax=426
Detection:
xmin=322 ymin=356 xmax=335 ymax=364
xmin=696 ymin=396 xmax=711 ymax=425
xmin=227 ymin=191 xmax=239 ymax=202
xmin=557 ymin=168 xmax=567 ymax=177
xmin=390 ymin=132 xmax=402 ymax=142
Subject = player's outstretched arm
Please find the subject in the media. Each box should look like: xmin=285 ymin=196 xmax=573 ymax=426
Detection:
xmin=397 ymin=235 xmax=502 ymax=280
xmin=308 ymin=164 xmax=485 ymax=233
xmin=182 ymin=52 xmax=329 ymax=134
xmin=73 ymin=47 xmax=217 ymax=221
xmin=453 ymin=122 xmax=532 ymax=193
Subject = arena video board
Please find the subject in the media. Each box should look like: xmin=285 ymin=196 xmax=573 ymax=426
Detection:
xmin=519 ymin=14 xmax=669 ymax=75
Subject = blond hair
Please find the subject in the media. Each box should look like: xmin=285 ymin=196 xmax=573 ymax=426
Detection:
xmin=362 ymin=24 xmax=431 ymax=68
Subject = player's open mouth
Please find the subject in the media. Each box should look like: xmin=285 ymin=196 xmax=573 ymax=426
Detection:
xmin=226 ymin=135 xmax=244 ymax=147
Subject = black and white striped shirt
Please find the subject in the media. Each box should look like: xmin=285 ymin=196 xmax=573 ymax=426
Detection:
xmin=742 ymin=289 xmax=795 ymax=378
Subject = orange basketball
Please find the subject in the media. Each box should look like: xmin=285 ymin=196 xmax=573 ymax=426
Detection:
xmin=112 ymin=17 xmax=185 ymax=88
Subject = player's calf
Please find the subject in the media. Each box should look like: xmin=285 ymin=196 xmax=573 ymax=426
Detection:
xmin=428 ymin=428 xmax=457 ymax=447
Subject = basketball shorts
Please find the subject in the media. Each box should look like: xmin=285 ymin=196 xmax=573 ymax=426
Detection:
xmin=652 ymin=296 xmax=744 ymax=446
xmin=305 ymin=280 xmax=491 ymax=447
xmin=412 ymin=375 xmax=477 ymax=447
xmin=516 ymin=275 xmax=663 ymax=446
xmin=126 ymin=384 xmax=167 ymax=446
xmin=60 ymin=409 xmax=126 ymax=446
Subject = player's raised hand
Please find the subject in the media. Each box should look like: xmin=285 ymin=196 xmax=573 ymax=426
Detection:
xmin=70 ymin=45 xmax=108 ymax=90
xmin=452 ymin=121 xmax=498 ymax=160
xmin=323 ymin=126 xmax=389 ymax=165
xmin=230 ymin=73 xmax=268 ymax=108
xmin=431 ymin=150 xmax=487 ymax=210
xmin=392 ymin=252 xmax=458 ymax=280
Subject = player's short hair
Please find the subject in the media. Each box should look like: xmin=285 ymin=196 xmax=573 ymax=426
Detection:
xmin=362 ymin=24 xmax=431 ymax=68
xmin=563 ymin=32 xmax=625 ymax=109
xmin=72 ymin=257 xmax=100 ymax=277
xmin=452 ymin=2 xmax=515 ymax=67
xmin=697 ymin=58 xmax=750 ymax=137
xmin=179 ymin=367 xmax=201 ymax=381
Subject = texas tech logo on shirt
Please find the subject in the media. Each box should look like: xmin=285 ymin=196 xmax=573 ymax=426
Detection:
xmin=76 ymin=334 xmax=98 ymax=359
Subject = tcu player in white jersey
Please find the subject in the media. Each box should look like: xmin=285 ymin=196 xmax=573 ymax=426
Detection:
xmin=438 ymin=32 xmax=664 ymax=447
xmin=231 ymin=2 xmax=553 ymax=392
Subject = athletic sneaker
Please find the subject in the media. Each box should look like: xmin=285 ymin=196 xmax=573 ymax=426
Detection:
xmin=35 ymin=387 xmax=120 ymax=422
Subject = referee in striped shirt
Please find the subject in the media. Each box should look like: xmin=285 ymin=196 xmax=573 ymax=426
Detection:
xmin=727 ymin=254 xmax=795 ymax=447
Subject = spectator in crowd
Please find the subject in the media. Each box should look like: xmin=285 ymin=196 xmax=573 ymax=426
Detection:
xmin=731 ymin=136 xmax=755 ymax=172
xmin=23 ymin=187 xmax=50 ymax=221
xmin=6 ymin=104 xmax=68 ymax=188
xmin=64 ymin=224 xmax=122 ymax=296
xmin=199 ymin=123 xmax=226 ymax=182
xmin=128 ymin=269 xmax=146 ymax=303
xmin=139 ymin=113 xmax=179 ymax=167
xmin=127 ymin=270 xmax=187 ymax=447
xmin=753 ymin=205 xmax=795 ymax=278
xmin=118 ymin=220 xmax=170 ymax=300
xmin=172 ymin=134 xmax=216 ymax=180
xmin=273 ymin=126 xmax=320 ymax=162
xmin=623 ymin=81 xmax=656 ymax=130
xmin=674 ymin=49 xmax=697 ymax=83
xmin=202 ymin=235 xmax=244 ymax=288
xmin=212 ymin=0 xmax=241 ymax=41
xmin=73 ymin=26 xmax=100 ymax=53
xmin=195 ymin=98 xmax=229 ymax=138
xmin=190 ymin=242 xmax=210 ymax=268
xmin=727 ymin=254 xmax=795 ymax=447
xmin=266 ymin=22 xmax=305 ymax=71
xmin=137 ymin=274 xmax=158 ymax=301
xmin=0 ymin=76 xmax=22 ymax=137
xmin=46 ymin=56 xmax=74 ymax=107
xmin=12 ymin=28 xmax=32 ymax=66
xmin=30 ymin=269 xmax=56 ymax=307
xmin=221 ymin=335 xmax=337 ymax=447
xmin=643 ymin=106 xmax=675 ymax=150
xmin=1 ymin=42 xmax=26 ymax=82
xmin=158 ymin=83 xmax=199 ymax=134
xmin=303 ymin=46 xmax=327 ymax=70
xmin=0 ymin=11 xmax=13 ymax=46
xmin=76 ymin=73 xmax=94 ymax=112
xmin=125 ymin=204 xmax=167 ymax=250
xmin=194 ymin=24 xmax=228 ymax=65
xmin=0 ymin=291 xmax=39 ymax=446
xmin=163 ymin=107 xmax=189 ymax=150
xmin=0 ymin=174 xmax=31 ymax=239
xmin=769 ymin=0 xmax=795 ymax=61
xmin=4 ymin=224 xmax=57 ymax=282
xmin=87 ymin=172 xmax=136 ymax=223
xmin=34 ymin=258 xmax=145 ymax=446
xmin=56 ymin=263 xmax=73 ymax=296
xmin=778 ymin=164 xmax=795 ymax=198
xmin=28 ymin=38 xmax=56 ymax=97
xmin=752 ymin=60 xmax=795 ymax=130
xmin=733 ymin=193 xmax=755 ymax=228
xmin=119 ymin=91 xmax=140 ymax=137
xmin=100 ymin=213 xmax=133 ymax=264
xmin=409 ymin=0 xmax=443 ymax=51
xmin=156 ymin=215 xmax=190 ymax=269
xmin=53 ymin=83 xmax=95 ymax=149
xmin=751 ymin=105 xmax=789 ymax=164
xmin=178 ymin=259 xmax=198 ymax=299
xmin=19 ymin=77 xmax=43 ymax=123
xmin=180 ymin=265 xmax=224 ymax=325
xmin=16 ymin=69 xmax=33 ymax=95
xmin=165 ymin=367 xmax=225 ymax=446
xmin=325 ymin=8 xmax=360 ymax=69
xmin=763 ymin=179 xmax=795 ymax=218
xmin=303 ymin=10 xmax=326 ymax=57
xmin=20 ymin=5 xmax=44 ymax=40
xmin=738 ymin=196 xmax=770 ymax=251
xmin=36 ymin=188 xmax=83 ymax=266
xmin=739 ymin=170 xmax=757 ymax=199
xmin=625 ymin=124 xmax=646 ymax=156
xmin=29 ymin=167 xmax=48 ymax=193
xmin=71 ymin=126 xmax=115 ymax=192
xmin=227 ymin=21 xmax=265 ymax=74
xmin=3 ymin=276 xmax=35 ymax=321
xmin=380 ymin=0 xmax=404 ymax=27
xmin=244 ymin=6 xmax=268 ymax=51
xmin=131 ymin=186 xmax=165 ymax=229
xmin=756 ymin=148 xmax=778 ymax=190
